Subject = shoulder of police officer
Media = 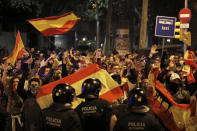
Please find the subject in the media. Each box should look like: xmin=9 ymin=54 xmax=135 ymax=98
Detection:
xmin=114 ymin=107 xmax=164 ymax=131
xmin=75 ymin=98 xmax=113 ymax=113
xmin=42 ymin=103 xmax=80 ymax=124
xmin=43 ymin=103 xmax=73 ymax=112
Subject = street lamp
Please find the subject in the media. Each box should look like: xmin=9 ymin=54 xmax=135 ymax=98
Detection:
xmin=82 ymin=37 xmax=87 ymax=42
xmin=167 ymin=39 xmax=171 ymax=43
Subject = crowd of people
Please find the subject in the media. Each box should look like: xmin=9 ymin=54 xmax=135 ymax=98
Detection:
xmin=0 ymin=44 xmax=197 ymax=131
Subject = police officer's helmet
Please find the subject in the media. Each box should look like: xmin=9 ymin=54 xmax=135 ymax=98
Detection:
xmin=128 ymin=87 xmax=147 ymax=107
xmin=52 ymin=83 xmax=75 ymax=104
xmin=110 ymin=73 xmax=121 ymax=85
xmin=77 ymin=78 xmax=101 ymax=99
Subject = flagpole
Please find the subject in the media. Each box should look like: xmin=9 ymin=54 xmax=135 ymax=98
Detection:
xmin=36 ymin=30 xmax=55 ymax=49
xmin=45 ymin=36 xmax=55 ymax=49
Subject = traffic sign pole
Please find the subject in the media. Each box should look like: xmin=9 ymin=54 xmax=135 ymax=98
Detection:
xmin=162 ymin=38 xmax=165 ymax=56
xmin=185 ymin=0 xmax=188 ymax=8
xmin=184 ymin=0 xmax=188 ymax=53
xmin=178 ymin=6 xmax=192 ymax=53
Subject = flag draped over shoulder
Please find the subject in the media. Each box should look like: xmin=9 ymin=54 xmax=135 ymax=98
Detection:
xmin=148 ymin=70 xmax=197 ymax=131
xmin=6 ymin=31 xmax=27 ymax=65
xmin=183 ymin=50 xmax=197 ymax=84
xmin=36 ymin=64 xmax=123 ymax=109
xmin=28 ymin=12 xmax=80 ymax=37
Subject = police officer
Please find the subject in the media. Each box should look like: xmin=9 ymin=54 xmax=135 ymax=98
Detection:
xmin=113 ymin=87 xmax=165 ymax=131
xmin=75 ymin=78 xmax=117 ymax=131
xmin=42 ymin=83 xmax=81 ymax=131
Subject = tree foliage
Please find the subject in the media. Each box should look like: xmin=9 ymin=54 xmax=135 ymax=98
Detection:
xmin=0 ymin=0 xmax=186 ymax=48
xmin=73 ymin=0 xmax=108 ymax=21
xmin=0 ymin=0 xmax=109 ymax=20
xmin=0 ymin=0 xmax=40 ymax=18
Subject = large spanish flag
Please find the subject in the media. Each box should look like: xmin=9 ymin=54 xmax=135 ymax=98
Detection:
xmin=36 ymin=64 xmax=123 ymax=109
xmin=148 ymin=70 xmax=197 ymax=131
xmin=6 ymin=31 xmax=27 ymax=65
xmin=28 ymin=12 xmax=80 ymax=37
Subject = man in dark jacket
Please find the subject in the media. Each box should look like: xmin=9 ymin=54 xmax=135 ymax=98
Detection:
xmin=22 ymin=78 xmax=42 ymax=131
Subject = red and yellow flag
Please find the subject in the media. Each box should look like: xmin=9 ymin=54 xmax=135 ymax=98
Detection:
xmin=148 ymin=70 xmax=197 ymax=131
xmin=6 ymin=31 xmax=27 ymax=65
xmin=183 ymin=50 xmax=197 ymax=84
xmin=36 ymin=64 xmax=123 ymax=109
xmin=28 ymin=12 xmax=80 ymax=37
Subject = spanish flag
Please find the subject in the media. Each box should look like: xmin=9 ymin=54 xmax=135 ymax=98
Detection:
xmin=183 ymin=50 xmax=197 ymax=84
xmin=36 ymin=64 xmax=123 ymax=109
xmin=28 ymin=12 xmax=80 ymax=37
xmin=6 ymin=31 xmax=27 ymax=65
xmin=148 ymin=69 xmax=197 ymax=131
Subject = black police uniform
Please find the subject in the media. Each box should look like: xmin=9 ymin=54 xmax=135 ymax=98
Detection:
xmin=42 ymin=103 xmax=81 ymax=131
xmin=42 ymin=83 xmax=81 ymax=131
xmin=113 ymin=105 xmax=165 ymax=131
xmin=75 ymin=98 xmax=113 ymax=131
xmin=75 ymin=78 xmax=114 ymax=131
xmin=113 ymin=86 xmax=165 ymax=131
